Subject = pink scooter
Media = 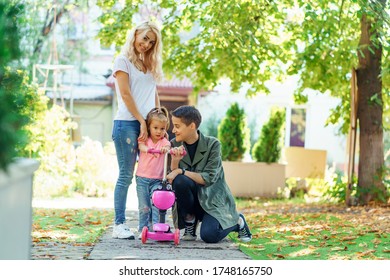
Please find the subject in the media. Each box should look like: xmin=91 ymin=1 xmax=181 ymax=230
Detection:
xmin=141 ymin=148 xmax=186 ymax=245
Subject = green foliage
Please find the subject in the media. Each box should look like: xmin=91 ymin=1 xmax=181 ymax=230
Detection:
xmin=252 ymin=108 xmax=285 ymax=163
xmin=0 ymin=2 xmax=42 ymax=171
xmin=287 ymin=1 xmax=389 ymax=134
xmin=322 ymin=172 xmax=356 ymax=203
xmin=15 ymin=0 xmax=91 ymax=75
xmin=31 ymin=105 xmax=78 ymax=197
xmin=20 ymin=97 xmax=116 ymax=198
xmin=218 ymin=102 xmax=250 ymax=161
xmin=199 ymin=113 xmax=221 ymax=138
xmin=96 ymin=0 xmax=389 ymax=130
xmin=317 ymin=170 xmax=389 ymax=205
xmin=31 ymin=110 xmax=117 ymax=198
xmin=96 ymin=0 xmax=144 ymax=50
xmin=72 ymin=138 xmax=117 ymax=197
xmin=97 ymin=0 xmax=291 ymax=94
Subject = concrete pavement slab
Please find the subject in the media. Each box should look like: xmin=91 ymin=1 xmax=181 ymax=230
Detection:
xmin=88 ymin=210 xmax=251 ymax=260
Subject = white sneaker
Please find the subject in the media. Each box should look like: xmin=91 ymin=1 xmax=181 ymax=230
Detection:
xmin=112 ymin=224 xmax=135 ymax=239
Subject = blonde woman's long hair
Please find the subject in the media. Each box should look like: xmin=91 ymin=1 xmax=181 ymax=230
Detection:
xmin=121 ymin=21 xmax=163 ymax=82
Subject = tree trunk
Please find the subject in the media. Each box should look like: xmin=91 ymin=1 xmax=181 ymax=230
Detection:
xmin=356 ymin=5 xmax=387 ymax=204
xmin=33 ymin=1 xmax=70 ymax=56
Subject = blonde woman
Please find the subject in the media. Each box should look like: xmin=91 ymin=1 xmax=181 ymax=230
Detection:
xmin=112 ymin=21 xmax=163 ymax=239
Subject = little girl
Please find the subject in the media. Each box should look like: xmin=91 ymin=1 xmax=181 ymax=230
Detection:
xmin=135 ymin=107 xmax=171 ymax=236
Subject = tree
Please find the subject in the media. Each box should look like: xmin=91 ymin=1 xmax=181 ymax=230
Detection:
xmin=252 ymin=108 xmax=285 ymax=163
xmin=0 ymin=1 xmax=43 ymax=170
xmin=285 ymin=0 xmax=389 ymax=204
xmin=18 ymin=0 xmax=90 ymax=71
xmin=97 ymin=0 xmax=389 ymax=204
xmin=355 ymin=0 xmax=387 ymax=203
xmin=218 ymin=102 xmax=250 ymax=161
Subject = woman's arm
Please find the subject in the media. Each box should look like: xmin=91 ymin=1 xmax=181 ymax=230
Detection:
xmin=167 ymin=146 xmax=206 ymax=185
xmin=116 ymin=71 xmax=147 ymax=141
xmin=155 ymin=89 xmax=160 ymax=108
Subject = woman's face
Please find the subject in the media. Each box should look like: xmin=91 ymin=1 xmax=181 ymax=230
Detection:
xmin=172 ymin=116 xmax=192 ymax=142
xmin=134 ymin=30 xmax=156 ymax=54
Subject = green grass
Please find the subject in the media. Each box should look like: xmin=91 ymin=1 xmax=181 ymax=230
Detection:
xmin=32 ymin=208 xmax=114 ymax=244
xmin=232 ymin=199 xmax=390 ymax=260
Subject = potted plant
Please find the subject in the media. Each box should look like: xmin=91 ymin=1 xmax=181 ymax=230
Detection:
xmin=0 ymin=1 xmax=41 ymax=260
xmin=221 ymin=106 xmax=287 ymax=198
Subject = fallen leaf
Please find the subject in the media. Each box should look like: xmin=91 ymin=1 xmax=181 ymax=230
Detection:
xmin=356 ymin=250 xmax=376 ymax=257
xmin=331 ymin=246 xmax=347 ymax=251
xmin=340 ymin=236 xmax=356 ymax=241
xmin=372 ymin=238 xmax=382 ymax=245
xmin=56 ymin=225 xmax=71 ymax=230
xmin=359 ymin=242 xmax=368 ymax=248
xmin=85 ymin=220 xmax=102 ymax=225
xmin=273 ymin=254 xmax=285 ymax=259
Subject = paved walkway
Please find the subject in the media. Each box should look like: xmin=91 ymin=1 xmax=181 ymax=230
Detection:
xmin=31 ymin=186 xmax=251 ymax=260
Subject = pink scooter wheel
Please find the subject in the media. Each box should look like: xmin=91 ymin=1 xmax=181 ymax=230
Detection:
xmin=141 ymin=226 xmax=148 ymax=244
xmin=174 ymin=228 xmax=180 ymax=245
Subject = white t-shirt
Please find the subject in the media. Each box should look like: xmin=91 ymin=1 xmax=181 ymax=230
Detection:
xmin=112 ymin=55 xmax=156 ymax=121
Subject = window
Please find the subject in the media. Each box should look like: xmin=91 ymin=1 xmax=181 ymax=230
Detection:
xmin=289 ymin=108 xmax=306 ymax=147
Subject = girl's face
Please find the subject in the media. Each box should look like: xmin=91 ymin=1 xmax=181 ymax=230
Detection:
xmin=134 ymin=30 xmax=156 ymax=54
xmin=149 ymin=119 xmax=167 ymax=141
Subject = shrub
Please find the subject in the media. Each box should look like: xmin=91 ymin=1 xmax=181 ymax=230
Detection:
xmin=218 ymin=102 xmax=250 ymax=161
xmin=31 ymin=105 xmax=78 ymax=198
xmin=252 ymin=107 xmax=285 ymax=163
xmin=72 ymin=138 xmax=117 ymax=197
xmin=0 ymin=2 xmax=42 ymax=170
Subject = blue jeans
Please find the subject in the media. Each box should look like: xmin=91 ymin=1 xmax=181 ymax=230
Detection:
xmin=135 ymin=176 xmax=162 ymax=231
xmin=200 ymin=212 xmax=239 ymax=243
xmin=112 ymin=120 xmax=140 ymax=225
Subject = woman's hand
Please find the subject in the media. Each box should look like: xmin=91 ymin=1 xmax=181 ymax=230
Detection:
xmin=167 ymin=168 xmax=182 ymax=184
xmin=170 ymin=145 xmax=186 ymax=158
xmin=169 ymin=145 xmax=186 ymax=173
xmin=138 ymin=121 xmax=148 ymax=142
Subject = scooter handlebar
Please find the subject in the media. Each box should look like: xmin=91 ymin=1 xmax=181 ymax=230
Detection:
xmin=147 ymin=148 xmax=187 ymax=156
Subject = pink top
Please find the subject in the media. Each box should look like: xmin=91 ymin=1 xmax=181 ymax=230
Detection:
xmin=136 ymin=137 xmax=171 ymax=179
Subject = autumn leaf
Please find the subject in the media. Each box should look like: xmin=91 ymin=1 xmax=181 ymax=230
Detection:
xmin=85 ymin=220 xmax=102 ymax=225
xmin=56 ymin=225 xmax=71 ymax=230
xmin=331 ymin=246 xmax=347 ymax=251
xmin=340 ymin=236 xmax=357 ymax=241
xmin=273 ymin=254 xmax=285 ymax=259
xmin=356 ymin=250 xmax=376 ymax=257
xmin=372 ymin=238 xmax=382 ymax=245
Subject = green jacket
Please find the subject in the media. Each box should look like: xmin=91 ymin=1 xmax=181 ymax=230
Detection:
xmin=171 ymin=131 xmax=239 ymax=230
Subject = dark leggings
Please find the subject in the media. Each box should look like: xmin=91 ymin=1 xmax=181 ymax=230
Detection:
xmin=172 ymin=174 xmax=239 ymax=243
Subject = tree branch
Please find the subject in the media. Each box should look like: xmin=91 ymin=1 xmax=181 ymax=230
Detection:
xmin=33 ymin=0 xmax=72 ymax=56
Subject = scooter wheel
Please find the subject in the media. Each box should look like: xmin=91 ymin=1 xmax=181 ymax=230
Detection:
xmin=174 ymin=228 xmax=180 ymax=245
xmin=141 ymin=226 xmax=148 ymax=244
